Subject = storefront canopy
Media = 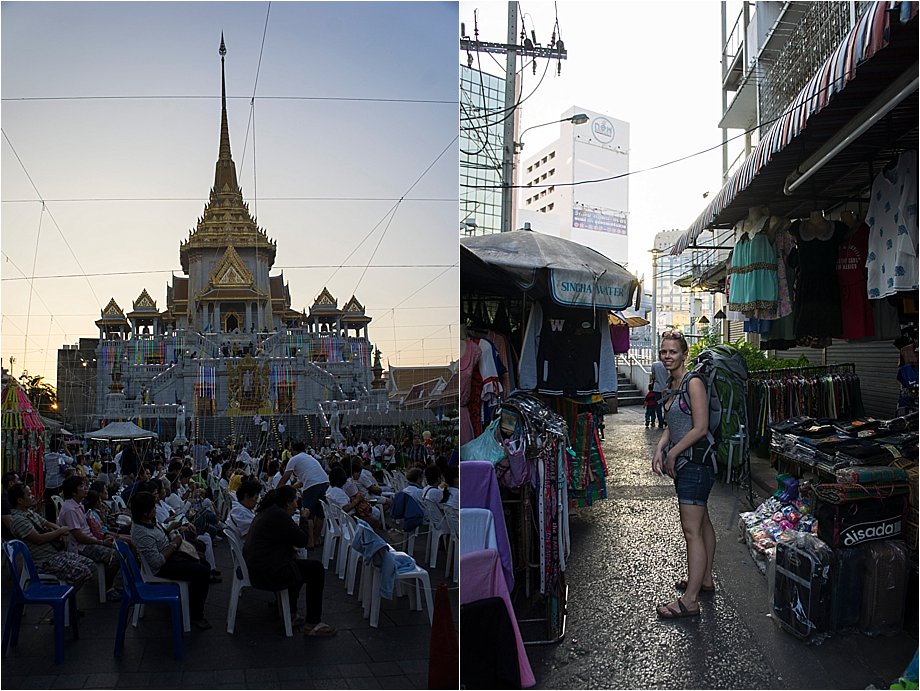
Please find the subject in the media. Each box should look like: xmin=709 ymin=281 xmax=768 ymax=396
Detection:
xmin=671 ymin=1 xmax=918 ymax=256
xmin=84 ymin=421 xmax=157 ymax=441
xmin=461 ymin=229 xmax=639 ymax=310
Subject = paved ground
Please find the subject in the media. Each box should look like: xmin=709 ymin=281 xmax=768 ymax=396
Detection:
xmin=2 ymin=523 xmax=459 ymax=689
xmin=527 ymin=407 xmax=917 ymax=690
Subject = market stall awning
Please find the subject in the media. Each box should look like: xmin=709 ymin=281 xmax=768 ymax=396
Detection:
xmin=671 ymin=1 xmax=918 ymax=256
xmin=608 ymin=311 xmax=649 ymax=328
xmin=84 ymin=421 xmax=158 ymax=441
xmin=462 ymin=229 xmax=639 ymax=310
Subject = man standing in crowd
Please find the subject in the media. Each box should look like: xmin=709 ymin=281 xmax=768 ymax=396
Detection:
xmin=278 ymin=441 xmax=329 ymax=547
xmin=649 ymin=356 xmax=669 ymax=429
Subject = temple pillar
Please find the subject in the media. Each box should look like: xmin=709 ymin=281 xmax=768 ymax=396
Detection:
xmin=245 ymin=303 xmax=252 ymax=331
xmin=215 ymin=303 xmax=221 ymax=332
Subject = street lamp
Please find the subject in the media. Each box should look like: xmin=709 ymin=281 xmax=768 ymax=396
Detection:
xmin=514 ymin=113 xmax=590 ymax=152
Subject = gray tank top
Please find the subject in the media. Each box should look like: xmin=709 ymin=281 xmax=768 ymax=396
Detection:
xmin=663 ymin=373 xmax=696 ymax=471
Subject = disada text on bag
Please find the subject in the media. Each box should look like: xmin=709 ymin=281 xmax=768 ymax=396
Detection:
xmin=841 ymin=517 xmax=902 ymax=546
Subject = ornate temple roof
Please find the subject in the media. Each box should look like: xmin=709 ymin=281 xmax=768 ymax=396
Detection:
xmin=95 ymin=298 xmax=129 ymax=327
xmin=309 ymin=287 xmax=341 ymax=317
xmin=179 ymin=36 xmax=276 ymax=273
xmin=342 ymin=295 xmax=371 ymax=325
xmin=126 ymin=289 xmax=159 ymax=319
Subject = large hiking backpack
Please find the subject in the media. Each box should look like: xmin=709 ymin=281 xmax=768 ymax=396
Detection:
xmin=687 ymin=345 xmax=749 ymax=483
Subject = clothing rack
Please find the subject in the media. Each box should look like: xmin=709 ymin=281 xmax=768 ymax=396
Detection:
xmin=748 ymin=365 xmax=865 ymax=449
xmin=748 ymin=363 xmax=857 ymax=379
xmin=749 ymin=363 xmax=857 ymax=379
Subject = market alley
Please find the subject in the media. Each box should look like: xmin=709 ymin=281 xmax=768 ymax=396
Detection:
xmin=528 ymin=406 xmax=916 ymax=690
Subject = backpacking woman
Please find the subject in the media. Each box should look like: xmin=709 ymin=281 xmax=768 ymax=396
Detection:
xmin=651 ymin=330 xmax=716 ymax=619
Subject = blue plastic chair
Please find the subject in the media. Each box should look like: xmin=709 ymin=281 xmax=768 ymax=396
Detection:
xmin=2 ymin=539 xmax=79 ymax=664
xmin=113 ymin=540 xmax=183 ymax=660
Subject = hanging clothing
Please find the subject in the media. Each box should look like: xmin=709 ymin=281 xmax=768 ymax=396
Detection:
xmin=726 ymin=233 xmax=778 ymax=313
xmin=486 ymin=329 xmax=515 ymax=395
xmin=519 ymin=302 xmax=617 ymax=396
xmin=755 ymin=228 xmax=795 ymax=320
xmin=790 ymin=220 xmax=846 ymax=338
xmin=610 ymin=324 xmax=630 ymax=354
xmin=836 ymin=223 xmax=875 ymax=339
xmin=866 ymin=151 xmax=919 ymax=299
xmin=459 ymin=340 xmax=480 ymax=445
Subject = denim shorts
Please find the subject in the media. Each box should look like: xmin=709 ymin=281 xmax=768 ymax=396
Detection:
xmin=674 ymin=462 xmax=715 ymax=506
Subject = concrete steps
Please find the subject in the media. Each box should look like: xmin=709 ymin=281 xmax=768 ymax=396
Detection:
xmin=616 ymin=371 xmax=645 ymax=407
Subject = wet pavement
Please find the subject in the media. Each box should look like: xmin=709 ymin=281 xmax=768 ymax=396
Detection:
xmin=1 ymin=530 xmax=458 ymax=689
xmin=528 ymin=407 xmax=917 ymax=690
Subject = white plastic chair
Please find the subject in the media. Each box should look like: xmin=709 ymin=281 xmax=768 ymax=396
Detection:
xmin=319 ymin=499 xmax=342 ymax=571
xmin=361 ymin=552 xmax=434 ymax=628
xmin=392 ymin=471 xmax=409 ymax=492
xmin=135 ymin=555 xmax=192 ymax=633
xmin=421 ymin=497 xmax=449 ymax=569
xmin=334 ymin=508 xmax=358 ymax=580
xmin=441 ymin=504 xmax=460 ymax=582
xmin=51 ymin=495 xmax=65 ymax=522
xmin=111 ymin=495 xmax=127 ymax=513
xmin=223 ymin=529 xmax=293 ymax=637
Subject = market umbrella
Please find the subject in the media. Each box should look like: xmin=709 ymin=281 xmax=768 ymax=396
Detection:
xmin=461 ymin=229 xmax=639 ymax=310
xmin=84 ymin=420 xmax=158 ymax=441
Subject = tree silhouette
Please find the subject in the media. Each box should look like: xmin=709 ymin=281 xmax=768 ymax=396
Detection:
xmin=18 ymin=371 xmax=58 ymax=417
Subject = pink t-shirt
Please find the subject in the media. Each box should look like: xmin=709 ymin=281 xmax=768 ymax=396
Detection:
xmin=58 ymin=498 xmax=92 ymax=554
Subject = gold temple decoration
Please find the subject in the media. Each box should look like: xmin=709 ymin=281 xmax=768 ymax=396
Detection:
xmin=226 ymin=354 xmax=271 ymax=415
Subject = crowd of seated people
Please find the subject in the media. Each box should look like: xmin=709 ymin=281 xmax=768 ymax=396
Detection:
xmin=3 ymin=428 xmax=460 ymax=643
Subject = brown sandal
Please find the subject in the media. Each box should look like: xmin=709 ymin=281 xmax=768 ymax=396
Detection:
xmin=657 ymin=597 xmax=700 ymax=619
xmin=675 ymin=579 xmax=715 ymax=593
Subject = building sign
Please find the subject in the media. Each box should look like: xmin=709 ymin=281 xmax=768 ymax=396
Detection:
xmin=550 ymin=268 xmax=633 ymax=310
xmin=573 ymin=206 xmax=627 ymax=235
xmin=591 ymin=117 xmax=615 ymax=144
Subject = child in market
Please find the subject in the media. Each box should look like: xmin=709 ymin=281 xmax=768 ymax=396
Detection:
xmin=644 ymin=384 xmax=657 ymax=428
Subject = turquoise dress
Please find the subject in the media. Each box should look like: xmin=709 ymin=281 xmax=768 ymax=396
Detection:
xmin=727 ymin=233 xmax=778 ymax=313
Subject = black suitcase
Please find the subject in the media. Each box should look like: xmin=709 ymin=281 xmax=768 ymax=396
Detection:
xmin=831 ymin=547 xmax=864 ymax=632
xmin=860 ymin=540 xmax=909 ymax=635
xmin=773 ymin=532 xmax=834 ymax=639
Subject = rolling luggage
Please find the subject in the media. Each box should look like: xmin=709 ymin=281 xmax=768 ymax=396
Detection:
xmin=772 ymin=532 xmax=833 ymax=639
xmin=860 ymin=539 xmax=908 ymax=635
xmin=830 ymin=547 xmax=864 ymax=632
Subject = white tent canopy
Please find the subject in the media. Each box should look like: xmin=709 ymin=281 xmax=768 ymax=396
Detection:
xmin=83 ymin=421 xmax=158 ymax=441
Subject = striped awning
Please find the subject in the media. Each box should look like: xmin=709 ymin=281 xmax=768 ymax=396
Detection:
xmin=671 ymin=1 xmax=917 ymax=256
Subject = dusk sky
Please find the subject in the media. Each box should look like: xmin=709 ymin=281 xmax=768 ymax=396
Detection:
xmin=2 ymin=1 xmax=459 ymax=386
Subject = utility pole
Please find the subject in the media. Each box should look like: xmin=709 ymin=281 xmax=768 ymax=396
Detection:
xmin=461 ymin=2 xmax=569 ymax=233
xmin=501 ymin=2 xmax=518 ymax=234
xmin=650 ymin=248 xmax=659 ymax=346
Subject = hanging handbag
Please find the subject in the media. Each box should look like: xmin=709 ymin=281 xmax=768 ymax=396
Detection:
xmin=459 ymin=418 xmax=505 ymax=463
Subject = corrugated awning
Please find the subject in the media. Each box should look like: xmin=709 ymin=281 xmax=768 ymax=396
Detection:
xmin=671 ymin=1 xmax=918 ymax=256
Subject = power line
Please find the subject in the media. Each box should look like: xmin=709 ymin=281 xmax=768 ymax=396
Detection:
xmin=324 ymin=135 xmax=458 ymax=289
xmin=1 ymin=129 xmax=101 ymax=304
xmin=1 ymin=264 xmax=455 ymax=281
xmin=1 ymin=196 xmax=455 ymax=203
xmin=2 ymin=95 xmax=457 ymax=105
xmin=462 ymin=70 xmax=866 ymax=192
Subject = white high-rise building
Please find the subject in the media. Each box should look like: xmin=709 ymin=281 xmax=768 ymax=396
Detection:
xmin=517 ymin=106 xmax=629 ymax=266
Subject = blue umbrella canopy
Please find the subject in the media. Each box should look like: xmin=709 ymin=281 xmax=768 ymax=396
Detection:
xmin=461 ymin=229 xmax=639 ymax=310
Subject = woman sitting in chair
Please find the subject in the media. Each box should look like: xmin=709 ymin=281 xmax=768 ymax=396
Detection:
xmin=244 ymin=485 xmax=336 ymax=637
xmin=129 ymin=491 xmax=214 ymax=630
xmin=8 ymin=482 xmax=95 ymax=588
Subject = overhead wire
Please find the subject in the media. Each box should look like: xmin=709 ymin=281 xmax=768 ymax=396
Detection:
xmin=462 ymin=69 xmax=869 ymax=192
xmin=2 ymin=95 xmax=456 ymax=105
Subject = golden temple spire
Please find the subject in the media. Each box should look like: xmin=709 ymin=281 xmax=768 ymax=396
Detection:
xmin=214 ymin=32 xmax=239 ymax=192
